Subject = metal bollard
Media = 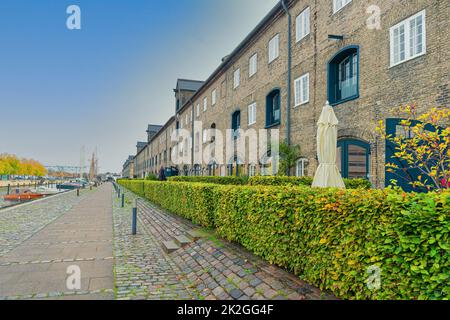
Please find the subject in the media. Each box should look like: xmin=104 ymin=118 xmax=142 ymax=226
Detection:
xmin=77 ymin=188 xmax=80 ymax=197
xmin=132 ymin=207 xmax=137 ymax=235
xmin=7 ymin=184 xmax=10 ymax=195
xmin=121 ymin=193 xmax=125 ymax=208
xmin=118 ymin=188 xmax=121 ymax=199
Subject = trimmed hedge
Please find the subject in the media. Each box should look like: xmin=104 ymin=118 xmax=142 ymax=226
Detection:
xmin=248 ymin=176 xmax=372 ymax=189
xmin=167 ymin=175 xmax=371 ymax=189
xmin=168 ymin=176 xmax=248 ymax=185
xmin=118 ymin=179 xmax=450 ymax=300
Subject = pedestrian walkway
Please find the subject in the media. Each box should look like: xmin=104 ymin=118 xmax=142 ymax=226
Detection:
xmin=113 ymin=187 xmax=335 ymax=300
xmin=0 ymin=184 xmax=114 ymax=300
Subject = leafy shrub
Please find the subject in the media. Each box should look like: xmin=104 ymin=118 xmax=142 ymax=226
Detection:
xmin=145 ymin=181 xmax=219 ymax=228
xmin=118 ymin=179 xmax=449 ymax=300
xmin=168 ymin=176 xmax=248 ymax=185
xmin=248 ymin=176 xmax=371 ymax=189
xmin=146 ymin=174 xmax=158 ymax=181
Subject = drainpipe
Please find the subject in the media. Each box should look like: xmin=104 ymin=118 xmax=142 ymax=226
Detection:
xmin=191 ymin=101 xmax=195 ymax=176
xmin=281 ymin=0 xmax=292 ymax=175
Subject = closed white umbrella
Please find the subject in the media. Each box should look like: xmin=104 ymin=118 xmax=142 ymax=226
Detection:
xmin=312 ymin=101 xmax=346 ymax=189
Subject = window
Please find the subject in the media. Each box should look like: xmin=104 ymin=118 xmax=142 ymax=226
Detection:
xmin=337 ymin=139 xmax=370 ymax=180
xmin=195 ymin=132 xmax=200 ymax=152
xmin=390 ymin=10 xmax=426 ymax=67
xmin=203 ymin=97 xmax=208 ymax=111
xmin=212 ymin=89 xmax=217 ymax=106
xmin=296 ymin=159 xmax=308 ymax=177
xmin=233 ymin=69 xmax=240 ymax=89
xmin=268 ymin=34 xmax=279 ymax=63
xmin=249 ymin=164 xmax=257 ymax=177
xmin=294 ymin=73 xmax=309 ymax=106
xmin=249 ymin=53 xmax=258 ymax=77
xmin=232 ymin=110 xmax=241 ymax=139
xmin=266 ymin=89 xmax=281 ymax=127
xmin=296 ymin=7 xmax=310 ymax=42
xmin=186 ymin=114 xmax=189 ymax=125
xmin=333 ymin=0 xmax=352 ymax=13
xmin=196 ymin=103 xmax=200 ymax=117
xmin=248 ymin=102 xmax=256 ymax=126
xmin=328 ymin=46 xmax=359 ymax=105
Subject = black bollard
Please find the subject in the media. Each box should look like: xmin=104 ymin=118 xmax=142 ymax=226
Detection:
xmin=7 ymin=184 xmax=10 ymax=195
xmin=132 ymin=207 xmax=137 ymax=235
xmin=121 ymin=193 xmax=125 ymax=208
xmin=77 ymin=188 xmax=80 ymax=197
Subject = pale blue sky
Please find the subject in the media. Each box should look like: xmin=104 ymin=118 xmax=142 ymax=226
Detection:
xmin=0 ymin=0 xmax=278 ymax=172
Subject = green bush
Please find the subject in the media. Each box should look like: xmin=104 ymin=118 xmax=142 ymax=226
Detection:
xmin=146 ymin=174 xmax=158 ymax=181
xmin=168 ymin=175 xmax=248 ymax=185
xmin=248 ymin=175 xmax=314 ymax=186
xmin=248 ymin=176 xmax=371 ymax=189
xmin=118 ymin=179 xmax=449 ymax=300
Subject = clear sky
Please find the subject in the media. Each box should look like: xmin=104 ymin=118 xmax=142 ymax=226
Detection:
xmin=0 ymin=0 xmax=278 ymax=173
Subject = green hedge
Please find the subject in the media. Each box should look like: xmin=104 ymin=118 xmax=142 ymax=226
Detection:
xmin=167 ymin=175 xmax=371 ymax=189
xmin=118 ymin=179 xmax=449 ymax=300
xmin=248 ymin=176 xmax=371 ymax=189
xmin=168 ymin=176 xmax=248 ymax=185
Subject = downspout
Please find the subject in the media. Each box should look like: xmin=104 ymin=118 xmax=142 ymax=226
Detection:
xmin=281 ymin=0 xmax=292 ymax=173
xmin=191 ymin=102 xmax=195 ymax=176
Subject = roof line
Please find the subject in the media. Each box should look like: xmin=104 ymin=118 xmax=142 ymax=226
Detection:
xmin=176 ymin=0 xmax=286 ymax=115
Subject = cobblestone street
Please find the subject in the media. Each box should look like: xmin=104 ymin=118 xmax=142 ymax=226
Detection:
xmin=113 ymin=187 xmax=334 ymax=300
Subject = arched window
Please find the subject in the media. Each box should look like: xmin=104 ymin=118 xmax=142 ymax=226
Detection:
xmin=266 ymin=89 xmax=281 ymax=127
xmin=337 ymin=139 xmax=370 ymax=180
xmin=328 ymin=46 xmax=359 ymax=105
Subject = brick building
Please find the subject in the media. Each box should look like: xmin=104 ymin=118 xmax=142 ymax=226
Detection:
xmin=124 ymin=0 xmax=449 ymax=189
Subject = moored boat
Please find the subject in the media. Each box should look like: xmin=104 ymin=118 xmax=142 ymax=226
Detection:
xmin=3 ymin=189 xmax=45 ymax=202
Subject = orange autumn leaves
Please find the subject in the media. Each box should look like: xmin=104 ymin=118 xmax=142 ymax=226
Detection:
xmin=0 ymin=154 xmax=47 ymax=177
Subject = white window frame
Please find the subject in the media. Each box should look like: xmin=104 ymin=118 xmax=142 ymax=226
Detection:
xmin=196 ymin=103 xmax=200 ymax=117
xmin=389 ymin=10 xmax=426 ymax=68
xmin=268 ymin=34 xmax=279 ymax=63
xmin=212 ymin=89 xmax=217 ymax=106
xmin=294 ymin=73 xmax=310 ymax=106
xmin=333 ymin=0 xmax=352 ymax=14
xmin=248 ymin=102 xmax=256 ymax=126
xmin=296 ymin=7 xmax=310 ymax=42
xmin=233 ymin=68 xmax=240 ymax=89
xmin=249 ymin=53 xmax=258 ymax=77
xmin=249 ymin=164 xmax=257 ymax=177
xmin=296 ymin=158 xmax=308 ymax=177
xmin=203 ymin=97 xmax=208 ymax=111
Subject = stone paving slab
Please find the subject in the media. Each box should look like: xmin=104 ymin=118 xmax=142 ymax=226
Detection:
xmin=114 ymin=187 xmax=336 ymax=301
xmin=0 ymin=184 xmax=114 ymax=300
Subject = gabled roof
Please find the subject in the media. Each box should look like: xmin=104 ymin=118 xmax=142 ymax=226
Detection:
xmin=175 ymin=79 xmax=204 ymax=92
xmin=147 ymin=124 xmax=163 ymax=133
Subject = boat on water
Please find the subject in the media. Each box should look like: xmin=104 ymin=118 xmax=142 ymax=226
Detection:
xmin=57 ymin=179 xmax=89 ymax=190
xmin=35 ymin=186 xmax=61 ymax=195
xmin=3 ymin=189 xmax=45 ymax=202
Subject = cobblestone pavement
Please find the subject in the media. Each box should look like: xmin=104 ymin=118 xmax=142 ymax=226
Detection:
xmin=0 ymin=185 xmax=114 ymax=300
xmin=113 ymin=188 xmax=335 ymax=300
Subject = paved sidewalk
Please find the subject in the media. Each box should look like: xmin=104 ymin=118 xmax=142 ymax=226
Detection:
xmin=0 ymin=185 xmax=114 ymax=300
xmin=114 ymin=188 xmax=335 ymax=300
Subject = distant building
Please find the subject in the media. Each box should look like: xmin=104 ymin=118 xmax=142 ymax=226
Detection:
xmin=122 ymin=156 xmax=135 ymax=179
